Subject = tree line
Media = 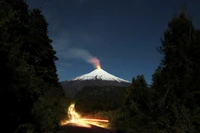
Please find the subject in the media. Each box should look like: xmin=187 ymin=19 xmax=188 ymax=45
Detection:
xmin=0 ymin=0 xmax=69 ymax=132
xmin=109 ymin=8 xmax=200 ymax=133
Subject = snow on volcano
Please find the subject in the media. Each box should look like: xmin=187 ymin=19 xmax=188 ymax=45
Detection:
xmin=72 ymin=68 xmax=130 ymax=83
xmin=61 ymin=68 xmax=131 ymax=97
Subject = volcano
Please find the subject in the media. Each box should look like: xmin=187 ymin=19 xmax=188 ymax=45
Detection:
xmin=72 ymin=68 xmax=130 ymax=82
xmin=61 ymin=68 xmax=131 ymax=97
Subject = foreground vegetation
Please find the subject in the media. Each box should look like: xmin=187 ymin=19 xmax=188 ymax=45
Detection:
xmin=1 ymin=0 xmax=200 ymax=132
xmin=112 ymin=9 xmax=200 ymax=132
xmin=0 ymin=0 xmax=69 ymax=132
xmin=75 ymin=9 xmax=200 ymax=133
xmin=75 ymin=86 xmax=127 ymax=116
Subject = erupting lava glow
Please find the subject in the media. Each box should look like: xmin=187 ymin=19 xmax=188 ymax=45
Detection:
xmin=96 ymin=65 xmax=101 ymax=69
xmin=60 ymin=103 xmax=109 ymax=128
xmin=88 ymin=57 xmax=101 ymax=69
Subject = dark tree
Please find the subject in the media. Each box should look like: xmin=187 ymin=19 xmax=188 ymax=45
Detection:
xmin=0 ymin=0 xmax=68 ymax=132
xmin=151 ymin=9 xmax=200 ymax=132
xmin=112 ymin=8 xmax=200 ymax=133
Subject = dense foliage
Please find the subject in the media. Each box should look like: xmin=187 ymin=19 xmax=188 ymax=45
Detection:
xmin=0 ymin=0 xmax=68 ymax=132
xmin=75 ymin=86 xmax=127 ymax=116
xmin=111 ymin=9 xmax=200 ymax=133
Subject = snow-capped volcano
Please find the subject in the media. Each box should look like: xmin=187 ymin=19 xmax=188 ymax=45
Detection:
xmin=72 ymin=68 xmax=130 ymax=83
xmin=61 ymin=68 xmax=131 ymax=97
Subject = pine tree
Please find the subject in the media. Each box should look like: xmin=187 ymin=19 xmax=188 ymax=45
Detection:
xmin=0 ymin=0 xmax=31 ymax=132
xmin=112 ymin=8 xmax=200 ymax=132
xmin=27 ymin=9 xmax=67 ymax=132
xmin=0 ymin=0 xmax=67 ymax=132
xmin=112 ymin=75 xmax=153 ymax=132
xmin=152 ymin=9 xmax=200 ymax=132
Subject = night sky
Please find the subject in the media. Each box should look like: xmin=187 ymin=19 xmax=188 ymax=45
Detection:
xmin=27 ymin=0 xmax=200 ymax=84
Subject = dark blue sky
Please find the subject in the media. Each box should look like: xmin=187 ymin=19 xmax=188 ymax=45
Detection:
xmin=27 ymin=0 xmax=200 ymax=84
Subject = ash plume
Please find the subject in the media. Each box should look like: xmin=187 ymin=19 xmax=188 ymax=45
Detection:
xmin=66 ymin=48 xmax=100 ymax=68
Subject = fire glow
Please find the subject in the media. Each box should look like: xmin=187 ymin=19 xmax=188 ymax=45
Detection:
xmin=81 ymin=118 xmax=109 ymax=122
xmin=96 ymin=65 xmax=101 ymax=69
xmin=60 ymin=103 xmax=109 ymax=128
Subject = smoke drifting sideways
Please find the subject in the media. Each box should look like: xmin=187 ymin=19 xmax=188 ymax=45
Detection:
xmin=66 ymin=48 xmax=101 ymax=69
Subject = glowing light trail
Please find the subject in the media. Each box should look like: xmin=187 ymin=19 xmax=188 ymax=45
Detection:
xmin=60 ymin=103 xmax=109 ymax=128
xmin=81 ymin=118 xmax=108 ymax=122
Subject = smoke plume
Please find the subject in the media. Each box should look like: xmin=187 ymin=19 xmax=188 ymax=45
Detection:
xmin=66 ymin=48 xmax=100 ymax=68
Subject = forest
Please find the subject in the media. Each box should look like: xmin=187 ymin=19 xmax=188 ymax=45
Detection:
xmin=0 ymin=0 xmax=70 ymax=132
xmin=1 ymin=0 xmax=200 ymax=133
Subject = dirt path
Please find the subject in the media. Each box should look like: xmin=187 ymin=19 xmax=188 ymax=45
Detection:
xmin=57 ymin=123 xmax=115 ymax=133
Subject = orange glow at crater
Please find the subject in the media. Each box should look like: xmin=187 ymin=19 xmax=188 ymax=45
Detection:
xmin=88 ymin=57 xmax=101 ymax=69
xmin=96 ymin=65 xmax=101 ymax=69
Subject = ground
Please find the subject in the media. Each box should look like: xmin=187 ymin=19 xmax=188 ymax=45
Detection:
xmin=57 ymin=123 xmax=116 ymax=133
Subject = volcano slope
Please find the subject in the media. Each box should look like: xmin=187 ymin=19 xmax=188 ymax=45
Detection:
xmin=61 ymin=68 xmax=131 ymax=97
